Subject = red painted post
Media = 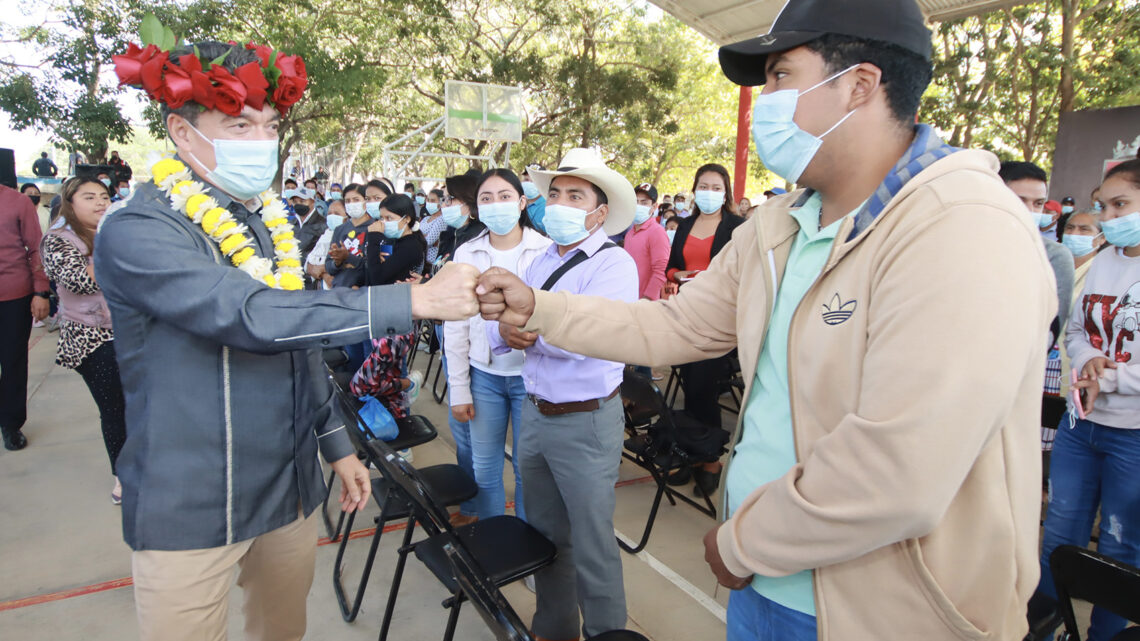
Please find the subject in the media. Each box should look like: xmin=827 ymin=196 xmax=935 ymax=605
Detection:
xmin=733 ymin=85 xmax=753 ymax=203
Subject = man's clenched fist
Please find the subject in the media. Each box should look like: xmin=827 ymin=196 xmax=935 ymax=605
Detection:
xmin=477 ymin=267 xmax=537 ymax=328
xmin=411 ymin=262 xmax=480 ymax=320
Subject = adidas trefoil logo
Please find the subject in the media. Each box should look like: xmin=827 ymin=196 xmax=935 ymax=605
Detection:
xmin=822 ymin=293 xmax=857 ymax=326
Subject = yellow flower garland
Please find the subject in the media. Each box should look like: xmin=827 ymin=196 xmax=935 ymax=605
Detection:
xmin=151 ymin=158 xmax=305 ymax=290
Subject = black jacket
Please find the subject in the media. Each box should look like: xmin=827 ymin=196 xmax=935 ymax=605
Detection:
xmin=438 ymin=220 xmax=487 ymax=262
xmin=365 ymin=232 xmax=425 ymax=286
xmin=666 ymin=212 xmax=745 ymax=273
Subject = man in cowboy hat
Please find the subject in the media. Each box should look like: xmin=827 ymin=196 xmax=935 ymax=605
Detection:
xmin=476 ymin=0 xmax=1055 ymax=638
xmin=484 ymin=148 xmax=639 ymax=641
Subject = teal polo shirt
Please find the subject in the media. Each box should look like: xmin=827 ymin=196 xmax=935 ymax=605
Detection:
xmin=724 ymin=193 xmax=855 ymax=616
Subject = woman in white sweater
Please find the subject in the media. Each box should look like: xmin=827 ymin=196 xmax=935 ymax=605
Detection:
xmin=1038 ymin=159 xmax=1140 ymax=641
xmin=444 ymin=169 xmax=550 ymax=522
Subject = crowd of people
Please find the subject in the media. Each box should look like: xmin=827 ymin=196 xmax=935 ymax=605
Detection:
xmin=2 ymin=0 xmax=1139 ymax=640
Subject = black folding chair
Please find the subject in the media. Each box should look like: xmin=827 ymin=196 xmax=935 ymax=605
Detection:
xmin=323 ymin=369 xmax=478 ymax=624
xmin=319 ymin=364 xmax=438 ymax=540
xmin=1051 ymin=545 xmax=1140 ymax=641
xmin=441 ymin=540 xmax=650 ymax=641
xmin=618 ymin=368 xmax=728 ymax=554
xmin=360 ymin=437 xmax=557 ymax=641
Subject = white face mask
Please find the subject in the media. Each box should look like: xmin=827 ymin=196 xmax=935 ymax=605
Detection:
xmin=345 ymin=201 xmax=365 ymax=218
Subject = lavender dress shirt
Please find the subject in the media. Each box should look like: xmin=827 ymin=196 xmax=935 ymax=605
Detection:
xmin=489 ymin=229 xmax=638 ymax=403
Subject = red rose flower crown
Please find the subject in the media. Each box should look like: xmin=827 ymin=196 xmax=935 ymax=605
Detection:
xmin=112 ymin=14 xmax=307 ymax=117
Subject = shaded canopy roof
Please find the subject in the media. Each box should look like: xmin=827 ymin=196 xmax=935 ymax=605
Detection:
xmin=652 ymin=0 xmax=1025 ymax=46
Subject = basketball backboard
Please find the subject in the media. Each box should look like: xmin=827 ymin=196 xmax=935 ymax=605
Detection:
xmin=445 ymin=80 xmax=523 ymax=143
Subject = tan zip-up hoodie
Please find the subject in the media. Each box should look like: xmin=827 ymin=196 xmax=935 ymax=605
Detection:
xmin=520 ymin=149 xmax=1056 ymax=641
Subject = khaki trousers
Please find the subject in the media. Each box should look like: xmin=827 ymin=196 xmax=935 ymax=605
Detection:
xmin=132 ymin=511 xmax=318 ymax=641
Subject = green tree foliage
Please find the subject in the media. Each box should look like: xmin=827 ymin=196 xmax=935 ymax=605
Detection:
xmin=922 ymin=0 xmax=1140 ymax=168
xmin=0 ymin=0 xmax=138 ymax=162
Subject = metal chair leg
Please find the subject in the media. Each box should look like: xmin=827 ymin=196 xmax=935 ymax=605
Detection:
xmin=431 ymin=358 xmax=448 ymax=404
xmin=618 ymin=477 xmax=668 ymax=554
xmin=321 ymin=470 xmax=348 ymax=540
xmin=441 ymin=595 xmax=463 ymax=641
xmin=333 ymin=508 xmax=389 ymax=622
xmin=377 ymin=517 xmax=418 ymax=641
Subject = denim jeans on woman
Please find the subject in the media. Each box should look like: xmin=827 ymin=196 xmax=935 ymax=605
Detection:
xmin=468 ymin=366 xmax=527 ymax=521
xmin=726 ymin=587 xmax=817 ymax=641
xmin=1038 ymin=412 xmax=1140 ymax=641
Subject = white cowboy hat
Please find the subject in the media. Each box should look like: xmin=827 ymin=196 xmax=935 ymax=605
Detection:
xmin=529 ymin=148 xmax=636 ymax=235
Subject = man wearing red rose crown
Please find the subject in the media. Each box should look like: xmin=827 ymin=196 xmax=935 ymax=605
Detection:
xmin=97 ymin=33 xmax=480 ymax=641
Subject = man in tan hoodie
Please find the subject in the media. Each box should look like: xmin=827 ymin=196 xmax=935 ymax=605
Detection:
xmin=476 ymin=0 xmax=1056 ymax=639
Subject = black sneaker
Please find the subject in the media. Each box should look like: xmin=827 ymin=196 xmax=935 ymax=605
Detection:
xmin=3 ymin=430 xmax=28 ymax=451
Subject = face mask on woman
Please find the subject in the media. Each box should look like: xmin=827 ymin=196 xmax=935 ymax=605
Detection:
xmin=365 ymin=201 xmax=382 ymax=219
xmin=425 ymin=202 xmax=439 ymax=215
xmin=415 ymin=195 xmax=426 ymax=206
xmin=479 ymin=201 xmax=522 ymax=235
xmin=382 ymin=219 xmax=405 ymax=239
xmin=345 ymin=201 xmax=365 ymax=219
xmin=329 ymin=191 xmax=343 ymax=201
xmin=442 ymin=204 xmax=467 ymax=228
xmin=694 ymin=189 xmax=725 ymax=214
xmin=1102 ymin=212 xmax=1140 ymax=248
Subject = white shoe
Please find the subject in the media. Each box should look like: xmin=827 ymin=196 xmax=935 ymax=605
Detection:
xmin=398 ymin=448 xmax=414 ymax=463
xmin=32 ymin=319 xmax=44 ymax=328
xmin=407 ymin=371 xmax=424 ymax=405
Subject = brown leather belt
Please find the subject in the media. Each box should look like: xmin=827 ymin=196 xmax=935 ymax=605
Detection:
xmin=530 ymin=386 xmax=621 ymax=417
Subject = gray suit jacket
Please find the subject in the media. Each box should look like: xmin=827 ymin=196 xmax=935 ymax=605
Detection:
xmin=94 ymin=178 xmax=412 ymax=551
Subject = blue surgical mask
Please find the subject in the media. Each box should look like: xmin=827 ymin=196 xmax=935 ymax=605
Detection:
xmin=666 ymin=229 xmax=676 ymax=244
xmin=425 ymin=202 xmax=439 ymax=215
xmin=382 ymin=219 xmax=404 ymax=239
xmin=100 ymin=178 xmax=112 ymax=187
xmin=345 ymin=201 xmax=365 ymax=219
xmin=441 ymin=204 xmax=467 ymax=228
xmin=186 ymin=123 xmax=279 ymax=201
xmin=329 ymin=191 xmax=343 ymax=201
xmin=415 ymin=195 xmax=426 ymax=206
xmin=325 ymin=214 xmax=345 ymax=230
xmin=751 ymin=64 xmax=860 ymax=183
xmin=521 ymin=181 xmax=541 ymax=200
xmin=365 ymin=201 xmax=382 ymax=219
xmin=633 ymin=204 xmax=652 ymax=225
xmin=1062 ymin=205 xmax=1074 ymax=215
xmin=694 ymin=190 xmax=725 ymax=214
xmin=675 ymin=201 xmax=687 ymax=211
xmin=1103 ymin=212 xmax=1140 ymax=248
xmin=1034 ymin=212 xmax=1055 ymax=229
xmin=118 ymin=187 xmax=130 ymax=198
xmin=1061 ymin=233 xmax=1099 ymax=257
xmin=543 ymin=203 xmax=598 ymax=246
xmin=478 ymin=201 xmax=522 ymax=235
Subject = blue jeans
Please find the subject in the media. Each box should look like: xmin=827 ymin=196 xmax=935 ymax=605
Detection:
xmin=437 ymin=324 xmax=475 ymax=517
xmin=1039 ymin=413 xmax=1140 ymax=641
xmin=469 ymin=367 xmax=527 ymax=521
xmin=726 ymin=588 xmax=817 ymax=641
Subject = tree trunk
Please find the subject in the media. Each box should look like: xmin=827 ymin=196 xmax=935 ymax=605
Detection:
xmin=1059 ymin=0 xmax=1077 ymax=113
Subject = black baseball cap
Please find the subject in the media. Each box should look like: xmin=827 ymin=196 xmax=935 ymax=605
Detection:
xmin=718 ymin=0 xmax=932 ymax=86
xmin=635 ymin=182 xmax=658 ymax=202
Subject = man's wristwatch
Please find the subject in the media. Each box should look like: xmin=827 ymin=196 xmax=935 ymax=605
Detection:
xmin=34 ymin=291 xmax=51 ymax=299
